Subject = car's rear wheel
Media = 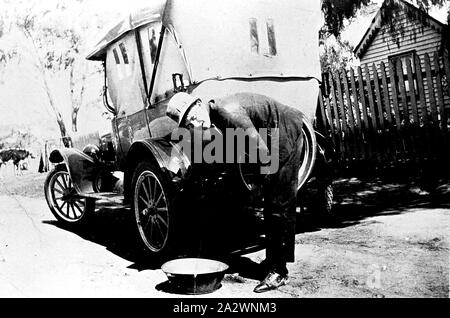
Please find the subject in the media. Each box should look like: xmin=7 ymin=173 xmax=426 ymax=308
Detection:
xmin=297 ymin=120 xmax=317 ymax=191
xmin=131 ymin=161 xmax=175 ymax=257
xmin=238 ymin=122 xmax=317 ymax=194
xmin=44 ymin=164 xmax=95 ymax=225
xmin=315 ymin=181 xmax=334 ymax=217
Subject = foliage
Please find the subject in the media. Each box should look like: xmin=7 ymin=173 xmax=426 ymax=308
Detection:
xmin=321 ymin=0 xmax=449 ymax=39
xmin=321 ymin=0 xmax=373 ymax=39
xmin=0 ymin=0 xmax=114 ymax=143
xmin=320 ymin=38 xmax=358 ymax=72
xmin=0 ymin=128 xmax=38 ymax=149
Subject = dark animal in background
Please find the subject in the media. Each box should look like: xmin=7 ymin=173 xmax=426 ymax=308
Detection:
xmin=0 ymin=149 xmax=14 ymax=168
xmin=0 ymin=149 xmax=34 ymax=176
xmin=12 ymin=149 xmax=34 ymax=175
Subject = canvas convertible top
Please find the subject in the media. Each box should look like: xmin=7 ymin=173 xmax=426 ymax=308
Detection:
xmin=87 ymin=0 xmax=322 ymax=82
xmin=86 ymin=0 xmax=166 ymax=61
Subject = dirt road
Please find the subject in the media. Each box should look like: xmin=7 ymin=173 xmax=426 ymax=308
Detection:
xmin=0 ymin=171 xmax=448 ymax=298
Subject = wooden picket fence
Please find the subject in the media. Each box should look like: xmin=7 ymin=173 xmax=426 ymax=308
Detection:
xmin=316 ymin=51 xmax=450 ymax=169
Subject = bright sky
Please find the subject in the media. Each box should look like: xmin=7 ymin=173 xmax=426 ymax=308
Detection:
xmin=85 ymin=0 xmax=153 ymax=14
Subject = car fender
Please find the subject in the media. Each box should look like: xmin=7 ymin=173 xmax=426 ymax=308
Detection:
xmin=312 ymin=131 xmax=337 ymax=180
xmin=123 ymin=137 xmax=192 ymax=201
xmin=48 ymin=148 xmax=99 ymax=194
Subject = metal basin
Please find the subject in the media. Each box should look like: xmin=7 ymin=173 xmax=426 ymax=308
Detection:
xmin=161 ymin=258 xmax=229 ymax=295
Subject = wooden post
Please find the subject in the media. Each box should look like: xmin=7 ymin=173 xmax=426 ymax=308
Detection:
xmin=325 ymin=94 xmax=336 ymax=145
xmin=414 ymin=54 xmax=432 ymax=157
xmin=396 ymin=58 xmax=410 ymax=158
xmin=350 ymin=69 xmax=362 ymax=129
xmin=406 ymin=57 xmax=420 ymax=158
xmin=388 ymin=60 xmax=404 ymax=161
xmin=380 ymin=62 xmax=395 ymax=161
xmin=358 ymin=66 xmax=371 ymax=160
xmin=388 ymin=60 xmax=402 ymax=130
xmin=372 ymin=64 xmax=385 ymax=130
xmin=318 ymin=92 xmax=328 ymax=133
xmin=365 ymin=64 xmax=378 ymax=132
xmin=405 ymin=58 xmax=419 ymax=126
xmin=424 ymin=53 xmax=439 ymax=158
xmin=342 ymin=71 xmax=356 ymax=133
xmin=328 ymin=72 xmax=344 ymax=161
xmin=335 ymin=71 xmax=348 ymax=134
xmin=443 ymin=51 xmax=450 ymax=99
xmin=433 ymin=52 xmax=448 ymax=133
xmin=396 ymin=59 xmax=409 ymax=127
xmin=424 ymin=53 xmax=439 ymax=123
xmin=350 ymin=68 xmax=364 ymax=160
xmin=414 ymin=55 xmax=428 ymax=125
xmin=372 ymin=63 xmax=387 ymax=161
xmin=342 ymin=70 xmax=356 ymax=161
xmin=365 ymin=64 xmax=379 ymax=162
xmin=335 ymin=70 xmax=349 ymax=162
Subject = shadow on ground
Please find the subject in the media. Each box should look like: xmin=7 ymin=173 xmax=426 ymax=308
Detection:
xmin=299 ymin=175 xmax=450 ymax=232
xmin=44 ymin=175 xmax=450 ymax=275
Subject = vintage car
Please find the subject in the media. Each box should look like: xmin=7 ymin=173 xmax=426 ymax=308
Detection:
xmin=44 ymin=0 xmax=335 ymax=258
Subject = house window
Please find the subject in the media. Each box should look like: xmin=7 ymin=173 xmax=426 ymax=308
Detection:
xmin=119 ymin=43 xmax=129 ymax=64
xmin=112 ymin=48 xmax=120 ymax=64
xmin=389 ymin=51 xmax=417 ymax=92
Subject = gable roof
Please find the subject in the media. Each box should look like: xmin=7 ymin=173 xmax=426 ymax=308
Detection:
xmin=354 ymin=0 xmax=447 ymax=59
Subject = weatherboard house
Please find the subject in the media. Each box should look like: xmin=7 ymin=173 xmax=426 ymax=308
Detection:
xmin=352 ymin=0 xmax=449 ymax=122
xmin=354 ymin=0 xmax=448 ymax=67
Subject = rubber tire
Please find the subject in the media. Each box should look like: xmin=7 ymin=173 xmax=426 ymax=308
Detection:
xmin=44 ymin=164 xmax=95 ymax=226
xmin=131 ymin=161 xmax=177 ymax=260
xmin=314 ymin=181 xmax=334 ymax=219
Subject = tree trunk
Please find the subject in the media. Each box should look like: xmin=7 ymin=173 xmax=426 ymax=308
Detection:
xmin=22 ymin=27 xmax=71 ymax=147
xmin=70 ymin=64 xmax=86 ymax=133
xmin=72 ymin=106 xmax=80 ymax=133
xmin=42 ymin=72 xmax=71 ymax=147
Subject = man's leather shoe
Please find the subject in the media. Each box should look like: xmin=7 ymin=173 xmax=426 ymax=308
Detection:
xmin=253 ymin=271 xmax=289 ymax=293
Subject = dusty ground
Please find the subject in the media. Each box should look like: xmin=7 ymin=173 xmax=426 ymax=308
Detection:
xmin=0 ymin=162 xmax=448 ymax=298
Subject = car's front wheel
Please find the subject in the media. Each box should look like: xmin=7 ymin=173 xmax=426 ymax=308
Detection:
xmin=131 ymin=161 xmax=175 ymax=257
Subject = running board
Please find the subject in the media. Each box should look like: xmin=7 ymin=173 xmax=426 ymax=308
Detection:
xmin=80 ymin=192 xmax=130 ymax=210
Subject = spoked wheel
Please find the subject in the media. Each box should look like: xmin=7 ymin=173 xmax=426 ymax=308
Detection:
xmin=132 ymin=161 xmax=174 ymax=256
xmin=238 ymin=121 xmax=317 ymax=193
xmin=44 ymin=165 xmax=95 ymax=225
